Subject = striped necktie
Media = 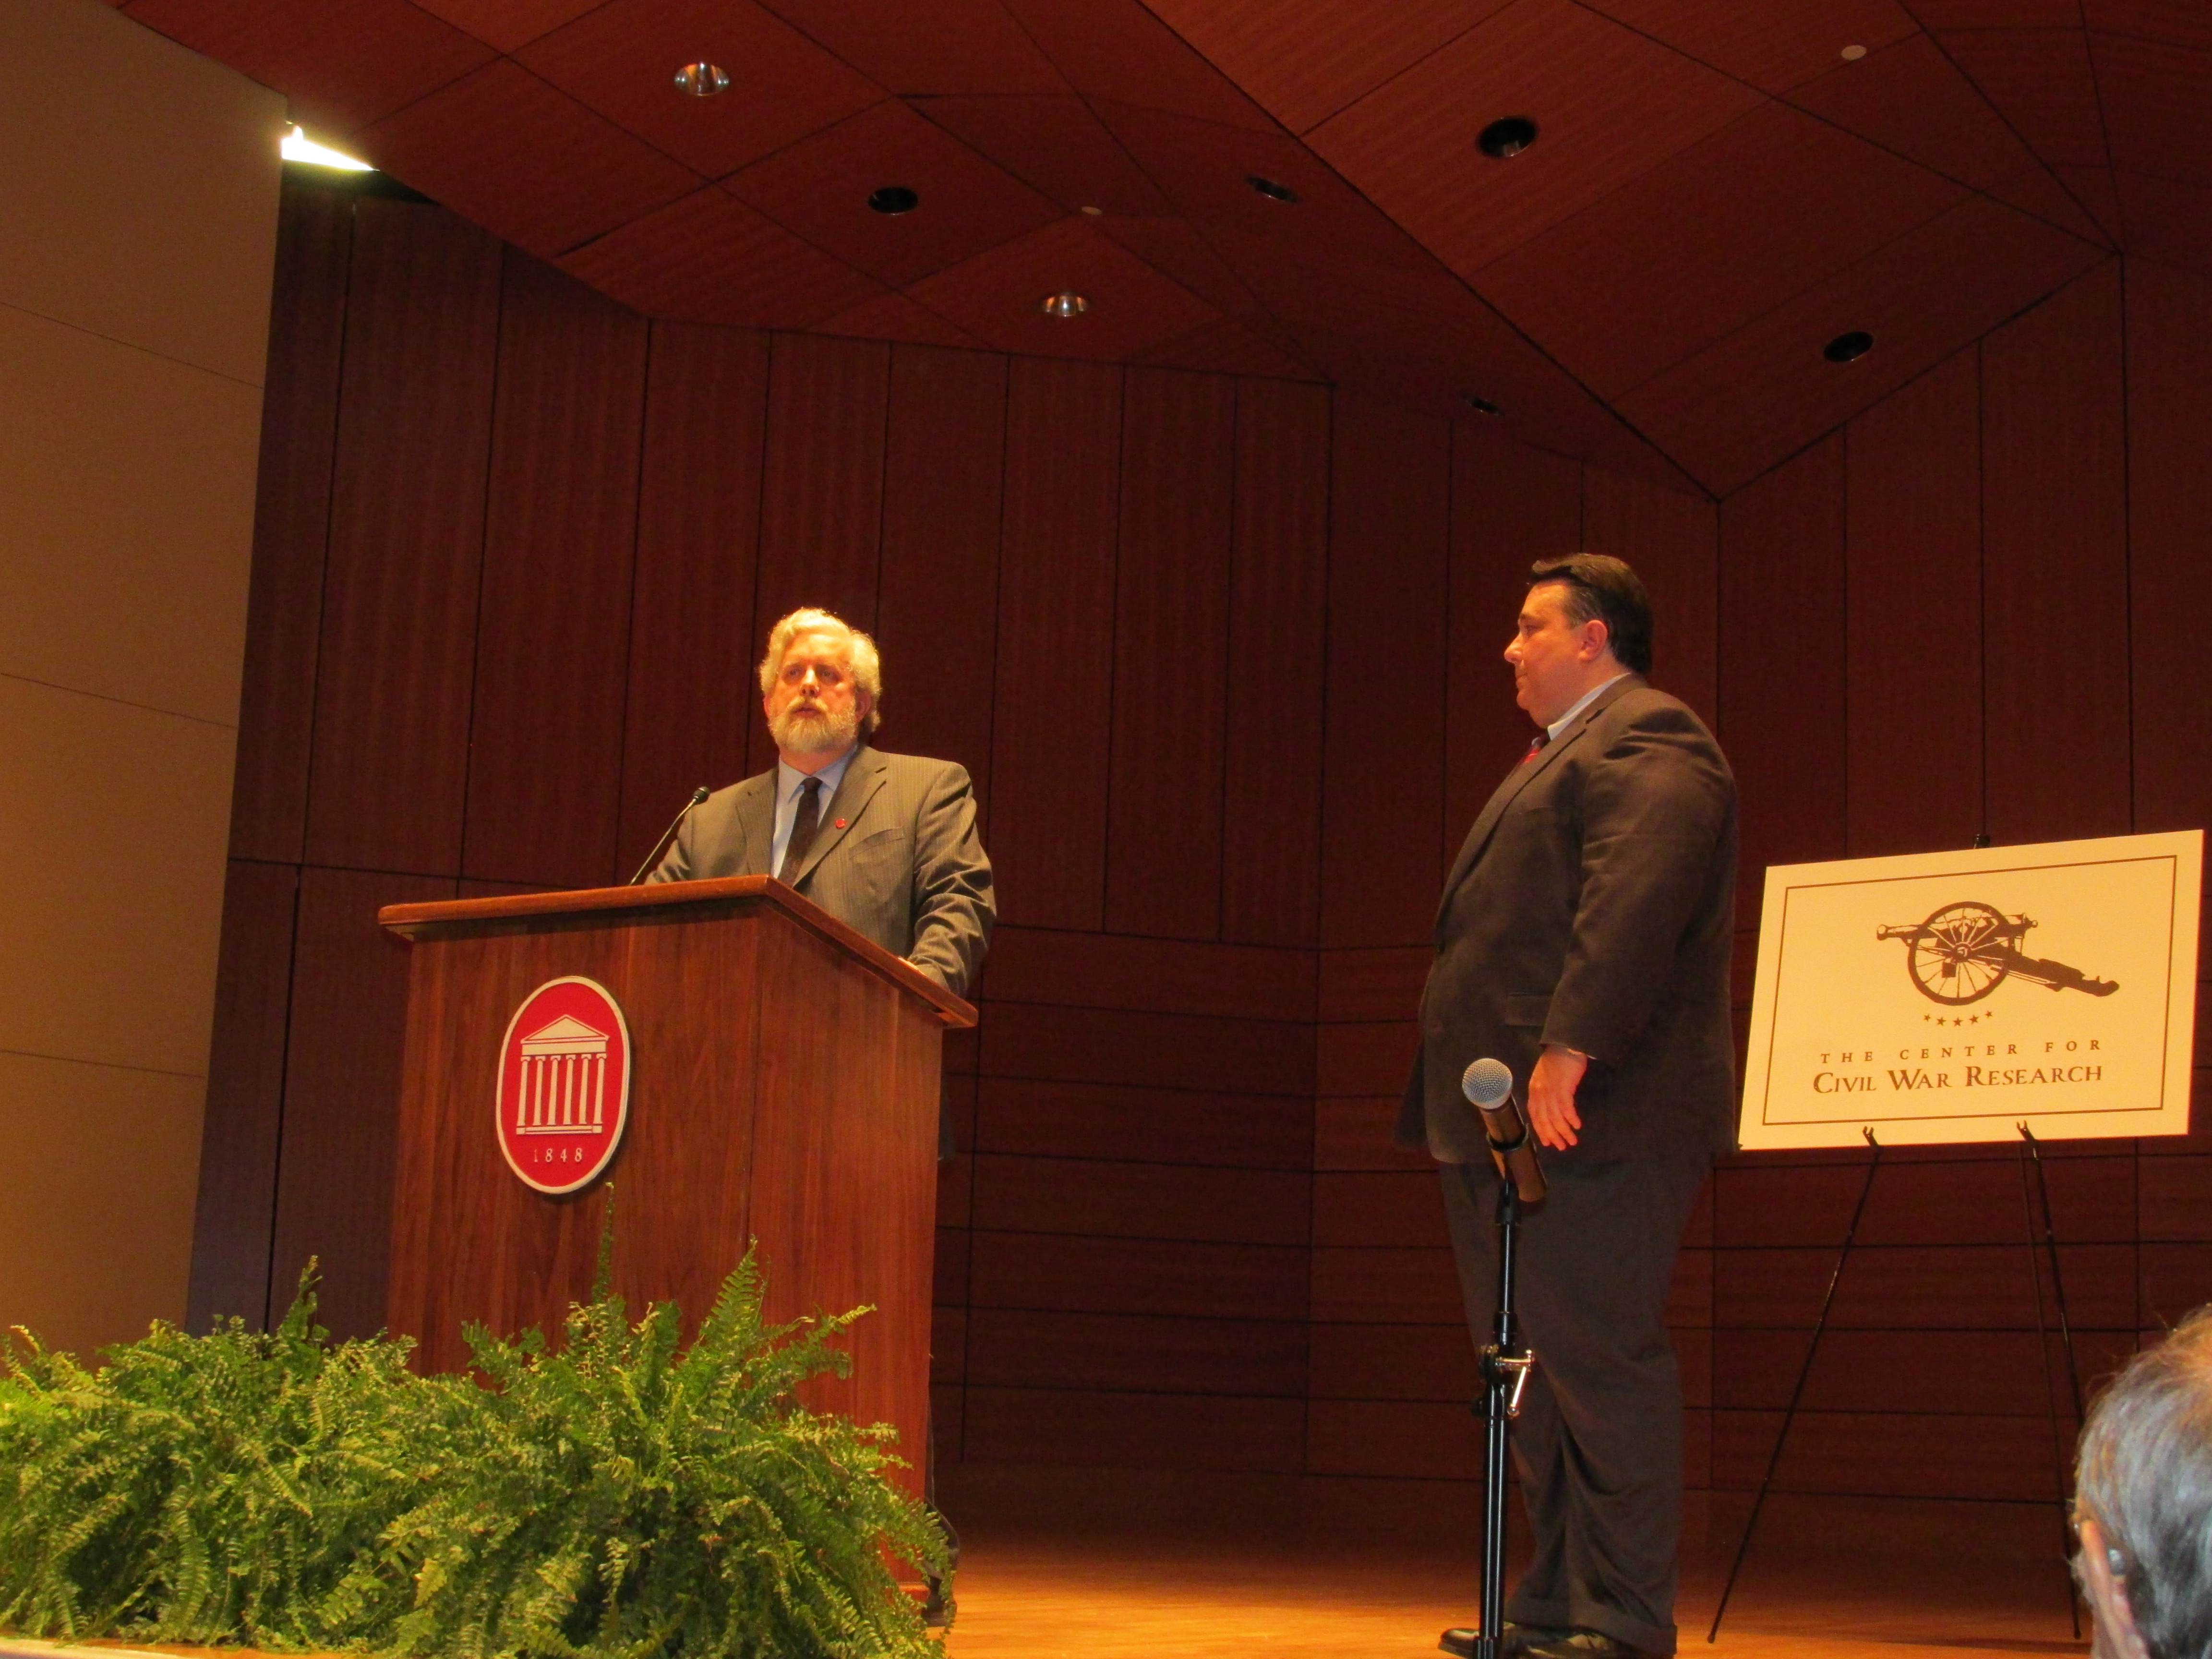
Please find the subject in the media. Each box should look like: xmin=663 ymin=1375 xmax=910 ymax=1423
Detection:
xmin=779 ymin=776 xmax=823 ymax=880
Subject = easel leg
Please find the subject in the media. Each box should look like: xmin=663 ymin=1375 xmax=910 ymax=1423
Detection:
xmin=2017 ymin=1123 xmax=2085 ymax=1639
xmin=1707 ymin=1128 xmax=1884 ymax=1644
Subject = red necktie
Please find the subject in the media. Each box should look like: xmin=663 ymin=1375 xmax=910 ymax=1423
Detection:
xmin=1520 ymin=731 xmax=1550 ymax=766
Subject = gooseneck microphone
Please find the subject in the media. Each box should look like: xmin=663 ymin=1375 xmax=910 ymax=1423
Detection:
xmin=1461 ymin=1058 xmax=1547 ymax=1205
xmin=628 ymin=786 xmax=710 ymax=885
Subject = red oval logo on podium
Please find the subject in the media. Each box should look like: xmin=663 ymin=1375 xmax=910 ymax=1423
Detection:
xmin=494 ymin=977 xmax=632 ymax=1194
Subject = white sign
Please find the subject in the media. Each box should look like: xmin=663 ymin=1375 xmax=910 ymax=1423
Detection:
xmin=1740 ymin=830 xmax=2201 ymax=1149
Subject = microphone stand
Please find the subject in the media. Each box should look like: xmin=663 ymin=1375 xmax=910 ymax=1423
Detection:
xmin=628 ymin=786 xmax=709 ymax=885
xmin=1475 ymin=1169 xmax=1537 ymax=1659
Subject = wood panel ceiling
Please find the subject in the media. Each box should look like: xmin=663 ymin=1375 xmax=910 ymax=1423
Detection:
xmin=120 ymin=0 xmax=2208 ymax=494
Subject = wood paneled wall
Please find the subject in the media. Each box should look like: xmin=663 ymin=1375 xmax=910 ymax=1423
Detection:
xmin=1703 ymin=257 xmax=2212 ymax=1504
xmin=191 ymin=179 xmax=1334 ymax=1474
xmin=195 ymin=177 xmax=2208 ymax=1511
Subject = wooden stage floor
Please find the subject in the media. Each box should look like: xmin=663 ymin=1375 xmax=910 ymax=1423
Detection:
xmin=0 ymin=1478 xmax=2088 ymax=1659
xmin=935 ymin=1473 xmax=2089 ymax=1659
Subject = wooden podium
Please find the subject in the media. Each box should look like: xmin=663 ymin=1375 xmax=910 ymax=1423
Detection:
xmin=377 ymin=876 xmax=975 ymax=1496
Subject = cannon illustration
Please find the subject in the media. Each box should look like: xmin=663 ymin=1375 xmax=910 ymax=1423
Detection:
xmin=1875 ymin=900 xmax=2119 ymax=1006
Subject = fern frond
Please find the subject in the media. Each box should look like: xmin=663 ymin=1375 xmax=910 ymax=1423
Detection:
xmin=0 ymin=1245 xmax=943 ymax=1659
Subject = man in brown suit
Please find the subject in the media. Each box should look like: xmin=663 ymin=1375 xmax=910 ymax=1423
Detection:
xmin=648 ymin=606 xmax=993 ymax=1000
xmin=1406 ymin=555 xmax=1737 ymax=1659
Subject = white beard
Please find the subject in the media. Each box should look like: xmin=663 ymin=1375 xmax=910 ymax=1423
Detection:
xmin=769 ymin=701 xmax=860 ymax=757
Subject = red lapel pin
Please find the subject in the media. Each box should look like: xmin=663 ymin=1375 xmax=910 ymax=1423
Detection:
xmin=834 ymin=817 xmax=847 ymax=829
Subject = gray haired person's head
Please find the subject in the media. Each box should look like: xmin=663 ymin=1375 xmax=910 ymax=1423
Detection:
xmin=2076 ymin=1306 xmax=2212 ymax=1659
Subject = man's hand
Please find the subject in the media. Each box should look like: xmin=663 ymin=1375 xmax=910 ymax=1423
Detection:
xmin=1527 ymin=1044 xmax=1588 ymax=1151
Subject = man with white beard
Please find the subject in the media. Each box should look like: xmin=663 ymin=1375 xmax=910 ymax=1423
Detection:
xmin=648 ymin=605 xmax=991 ymax=1627
xmin=647 ymin=605 xmax=993 ymax=1000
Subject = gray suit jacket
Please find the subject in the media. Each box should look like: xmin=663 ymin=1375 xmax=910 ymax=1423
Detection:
xmin=1398 ymin=675 xmax=1739 ymax=1166
xmin=648 ymin=745 xmax=994 ymax=999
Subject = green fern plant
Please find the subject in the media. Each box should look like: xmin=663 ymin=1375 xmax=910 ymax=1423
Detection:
xmin=0 ymin=1253 xmax=945 ymax=1659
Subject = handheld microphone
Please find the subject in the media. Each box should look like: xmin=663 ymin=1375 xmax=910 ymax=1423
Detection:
xmin=1461 ymin=1058 xmax=1547 ymax=1205
xmin=628 ymin=786 xmax=710 ymax=885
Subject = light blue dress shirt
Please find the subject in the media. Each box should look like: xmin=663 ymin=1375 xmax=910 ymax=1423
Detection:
xmin=769 ymin=746 xmax=857 ymax=878
xmin=1544 ymin=672 xmax=1631 ymax=743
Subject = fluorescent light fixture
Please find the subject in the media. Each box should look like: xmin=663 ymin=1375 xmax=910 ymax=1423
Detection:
xmin=282 ymin=125 xmax=374 ymax=171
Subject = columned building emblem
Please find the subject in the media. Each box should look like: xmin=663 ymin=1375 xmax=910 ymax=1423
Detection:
xmin=495 ymin=976 xmax=632 ymax=1194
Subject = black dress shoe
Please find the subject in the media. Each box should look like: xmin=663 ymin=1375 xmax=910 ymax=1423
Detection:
xmin=920 ymin=1576 xmax=954 ymax=1629
xmin=1438 ymin=1624 xmax=1574 ymax=1657
xmin=1518 ymin=1631 xmax=1665 ymax=1659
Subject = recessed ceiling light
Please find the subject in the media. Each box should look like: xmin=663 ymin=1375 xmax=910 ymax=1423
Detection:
xmin=1042 ymin=292 xmax=1088 ymax=318
xmin=1839 ymin=43 xmax=1868 ymax=60
xmin=281 ymin=124 xmax=373 ymax=171
xmin=868 ymin=185 xmax=920 ymax=215
xmin=1247 ymin=174 xmax=1299 ymax=203
xmin=673 ymin=61 xmax=729 ymax=96
xmin=1824 ymin=329 xmax=1874 ymax=362
xmin=1478 ymin=116 xmax=1539 ymax=159
xmin=1463 ymin=394 xmax=1504 ymax=417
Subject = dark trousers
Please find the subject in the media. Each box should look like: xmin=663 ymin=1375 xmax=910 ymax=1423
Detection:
xmin=1441 ymin=1148 xmax=1708 ymax=1656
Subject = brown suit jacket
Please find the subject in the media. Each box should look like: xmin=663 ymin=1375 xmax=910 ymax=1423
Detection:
xmin=1398 ymin=675 xmax=1739 ymax=1166
xmin=647 ymin=744 xmax=994 ymax=998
